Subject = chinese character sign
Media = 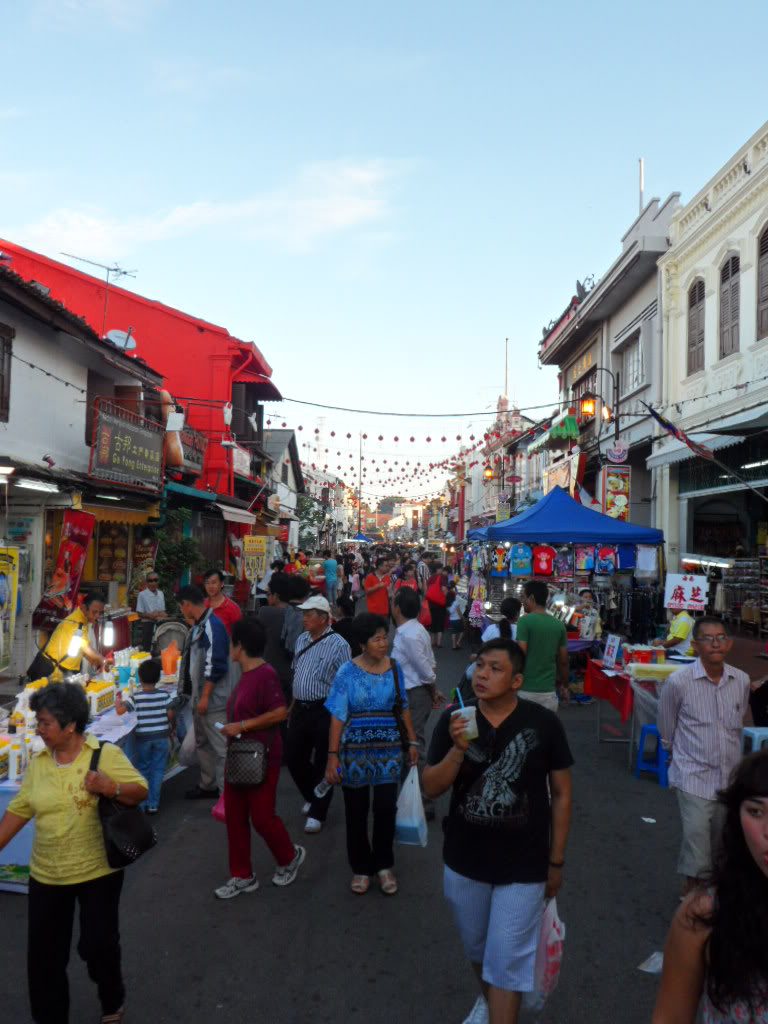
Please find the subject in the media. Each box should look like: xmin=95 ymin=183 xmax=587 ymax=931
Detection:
xmin=664 ymin=574 xmax=708 ymax=612
xmin=243 ymin=536 xmax=268 ymax=582
xmin=91 ymin=406 xmax=164 ymax=491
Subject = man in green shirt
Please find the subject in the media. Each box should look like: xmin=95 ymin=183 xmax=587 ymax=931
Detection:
xmin=515 ymin=580 xmax=568 ymax=712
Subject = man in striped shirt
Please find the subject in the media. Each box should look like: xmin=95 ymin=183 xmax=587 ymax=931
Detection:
xmin=116 ymin=659 xmax=174 ymax=813
xmin=287 ymin=595 xmax=351 ymax=834
xmin=658 ymin=616 xmax=752 ymax=894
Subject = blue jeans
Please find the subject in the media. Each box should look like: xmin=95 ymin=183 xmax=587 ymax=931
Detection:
xmin=326 ymin=581 xmax=337 ymax=605
xmin=134 ymin=737 xmax=169 ymax=810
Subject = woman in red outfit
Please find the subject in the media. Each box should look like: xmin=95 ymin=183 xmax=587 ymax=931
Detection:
xmin=214 ymin=618 xmax=305 ymax=900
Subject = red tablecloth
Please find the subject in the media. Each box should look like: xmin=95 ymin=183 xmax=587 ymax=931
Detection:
xmin=583 ymin=658 xmax=633 ymax=722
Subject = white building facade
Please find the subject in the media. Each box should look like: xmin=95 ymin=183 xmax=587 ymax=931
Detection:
xmin=653 ymin=121 xmax=768 ymax=565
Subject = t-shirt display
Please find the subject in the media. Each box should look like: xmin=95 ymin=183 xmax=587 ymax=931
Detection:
xmin=574 ymin=545 xmax=595 ymax=572
xmin=516 ymin=612 xmax=568 ymax=693
xmin=510 ymin=543 xmax=532 ymax=576
xmin=595 ymin=546 xmax=617 ymax=575
xmin=427 ymin=698 xmax=574 ymax=884
xmin=532 ymin=545 xmax=556 ymax=576
xmin=552 ymin=546 xmax=574 ymax=577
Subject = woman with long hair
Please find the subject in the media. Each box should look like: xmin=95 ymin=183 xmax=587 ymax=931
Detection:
xmin=653 ymin=749 xmax=768 ymax=1022
xmin=425 ymin=564 xmax=449 ymax=649
xmin=481 ymin=597 xmax=522 ymax=643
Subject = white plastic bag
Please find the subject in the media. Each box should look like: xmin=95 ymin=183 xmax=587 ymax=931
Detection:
xmin=177 ymin=707 xmax=198 ymax=768
xmin=523 ymin=898 xmax=566 ymax=1011
xmin=395 ymin=766 xmax=428 ymax=847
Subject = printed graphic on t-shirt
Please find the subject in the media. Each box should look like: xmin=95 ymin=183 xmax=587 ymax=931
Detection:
xmin=532 ymin=545 xmax=556 ymax=576
xmin=461 ymin=729 xmax=538 ymax=829
xmin=510 ymin=543 xmax=532 ymax=576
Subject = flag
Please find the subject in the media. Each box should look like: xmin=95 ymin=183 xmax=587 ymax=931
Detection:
xmin=643 ymin=403 xmax=714 ymax=461
xmin=576 ymin=484 xmax=601 ymax=510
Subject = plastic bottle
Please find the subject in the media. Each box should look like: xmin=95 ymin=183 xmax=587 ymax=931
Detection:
xmin=8 ymin=740 xmax=22 ymax=783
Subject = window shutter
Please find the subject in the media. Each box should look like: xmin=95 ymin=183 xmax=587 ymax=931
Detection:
xmin=758 ymin=229 xmax=768 ymax=340
xmin=688 ymin=280 xmax=705 ymax=374
xmin=720 ymin=257 xmax=740 ymax=358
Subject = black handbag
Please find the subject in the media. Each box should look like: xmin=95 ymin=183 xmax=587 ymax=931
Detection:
xmin=224 ymin=736 xmax=270 ymax=787
xmin=89 ymin=744 xmax=157 ymax=868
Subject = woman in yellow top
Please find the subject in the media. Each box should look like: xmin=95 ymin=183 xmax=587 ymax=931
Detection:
xmin=0 ymin=683 xmax=147 ymax=1024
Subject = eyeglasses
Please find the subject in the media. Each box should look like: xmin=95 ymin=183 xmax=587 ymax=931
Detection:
xmin=695 ymin=634 xmax=728 ymax=645
xmin=147 ymin=578 xmax=159 ymax=583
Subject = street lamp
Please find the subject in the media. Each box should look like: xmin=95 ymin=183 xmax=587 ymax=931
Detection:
xmin=575 ymin=367 xmax=620 ymax=441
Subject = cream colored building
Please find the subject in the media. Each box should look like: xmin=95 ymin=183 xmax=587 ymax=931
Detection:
xmin=652 ymin=121 xmax=768 ymax=566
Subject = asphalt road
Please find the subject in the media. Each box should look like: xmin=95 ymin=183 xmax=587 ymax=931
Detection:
xmin=3 ymin=644 xmax=680 ymax=1023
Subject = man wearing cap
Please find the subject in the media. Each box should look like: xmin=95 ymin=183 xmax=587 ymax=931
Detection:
xmin=287 ymin=594 xmax=351 ymax=834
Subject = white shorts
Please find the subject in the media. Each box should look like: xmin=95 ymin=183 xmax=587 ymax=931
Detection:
xmin=443 ymin=865 xmax=546 ymax=992
xmin=519 ymin=690 xmax=559 ymax=713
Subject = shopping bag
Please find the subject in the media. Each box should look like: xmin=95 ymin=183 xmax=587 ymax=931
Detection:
xmin=523 ymin=898 xmax=566 ymax=1011
xmin=211 ymin=793 xmax=226 ymax=824
xmin=395 ymin=766 xmax=428 ymax=847
xmin=178 ymin=715 xmax=198 ymax=768
xmin=418 ymin=599 xmax=432 ymax=628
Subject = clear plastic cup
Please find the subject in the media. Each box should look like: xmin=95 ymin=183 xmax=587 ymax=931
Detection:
xmin=451 ymin=706 xmax=479 ymax=741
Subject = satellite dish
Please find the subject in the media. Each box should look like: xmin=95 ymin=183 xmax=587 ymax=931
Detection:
xmin=106 ymin=328 xmax=136 ymax=351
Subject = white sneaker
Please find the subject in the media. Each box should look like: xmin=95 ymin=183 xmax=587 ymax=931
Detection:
xmin=272 ymin=844 xmax=306 ymax=886
xmin=304 ymin=817 xmax=323 ymax=834
xmin=214 ymin=875 xmax=259 ymax=900
xmin=302 ymin=801 xmax=311 ymax=815
xmin=462 ymin=995 xmax=489 ymax=1024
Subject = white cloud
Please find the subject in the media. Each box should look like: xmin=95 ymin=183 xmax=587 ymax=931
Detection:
xmin=150 ymin=59 xmax=255 ymax=96
xmin=9 ymin=159 xmax=408 ymax=259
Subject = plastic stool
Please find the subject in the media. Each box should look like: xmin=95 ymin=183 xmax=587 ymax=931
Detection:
xmin=742 ymin=727 xmax=768 ymax=754
xmin=634 ymin=724 xmax=669 ymax=787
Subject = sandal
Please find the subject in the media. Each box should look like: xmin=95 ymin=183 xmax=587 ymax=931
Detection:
xmin=101 ymin=1009 xmax=125 ymax=1023
xmin=377 ymin=869 xmax=398 ymax=895
xmin=351 ymin=874 xmax=370 ymax=894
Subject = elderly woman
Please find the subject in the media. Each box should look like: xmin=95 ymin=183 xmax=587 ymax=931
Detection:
xmin=0 ymin=683 xmax=147 ymax=1024
xmin=325 ymin=613 xmax=419 ymax=895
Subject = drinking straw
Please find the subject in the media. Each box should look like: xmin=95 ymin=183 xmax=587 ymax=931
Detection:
xmin=455 ymin=687 xmax=465 ymax=708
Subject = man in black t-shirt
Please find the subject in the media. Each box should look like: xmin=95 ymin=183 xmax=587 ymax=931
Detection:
xmin=424 ymin=638 xmax=573 ymax=1024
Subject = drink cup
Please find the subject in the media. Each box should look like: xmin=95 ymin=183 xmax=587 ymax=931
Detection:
xmin=451 ymin=706 xmax=479 ymax=741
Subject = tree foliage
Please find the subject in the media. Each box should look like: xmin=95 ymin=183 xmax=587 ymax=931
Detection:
xmin=154 ymin=508 xmax=203 ymax=611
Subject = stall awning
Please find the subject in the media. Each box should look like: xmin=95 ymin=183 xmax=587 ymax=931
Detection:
xmin=646 ymin=433 xmax=743 ymax=469
xmin=165 ymin=481 xmax=216 ymax=503
xmin=214 ymin=502 xmax=256 ymax=526
xmin=83 ymin=503 xmax=155 ymax=525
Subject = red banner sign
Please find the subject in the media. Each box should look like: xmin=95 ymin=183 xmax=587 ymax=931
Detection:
xmin=32 ymin=509 xmax=96 ymax=628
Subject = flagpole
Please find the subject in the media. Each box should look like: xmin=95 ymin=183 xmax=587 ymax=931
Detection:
xmin=702 ymin=452 xmax=768 ymax=506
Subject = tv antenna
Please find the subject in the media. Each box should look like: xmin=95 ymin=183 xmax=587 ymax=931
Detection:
xmin=60 ymin=252 xmax=137 ymax=339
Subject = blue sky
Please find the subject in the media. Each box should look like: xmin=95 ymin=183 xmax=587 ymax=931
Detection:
xmin=3 ymin=0 xmax=768 ymax=498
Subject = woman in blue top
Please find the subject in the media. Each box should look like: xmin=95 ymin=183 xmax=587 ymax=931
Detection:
xmin=325 ymin=613 xmax=419 ymax=895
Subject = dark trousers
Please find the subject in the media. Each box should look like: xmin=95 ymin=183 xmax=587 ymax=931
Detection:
xmin=286 ymin=701 xmax=334 ymax=821
xmin=28 ymin=870 xmax=125 ymax=1023
xmin=342 ymin=784 xmax=398 ymax=875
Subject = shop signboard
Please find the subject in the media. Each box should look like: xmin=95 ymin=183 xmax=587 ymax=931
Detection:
xmin=0 ymin=547 xmax=19 ymax=672
xmin=243 ymin=535 xmax=268 ymax=581
xmin=601 ymin=465 xmax=631 ymax=521
xmin=606 ymin=441 xmax=629 ymax=464
xmin=90 ymin=401 xmax=164 ymax=492
xmin=232 ymin=445 xmax=252 ymax=479
xmin=32 ymin=509 xmax=96 ymax=628
xmin=664 ymin=573 xmax=708 ymax=612
xmin=496 ymin=499 xmax=511 ymax=522
xmin=180 ymin=426 xmax=207 ymax=475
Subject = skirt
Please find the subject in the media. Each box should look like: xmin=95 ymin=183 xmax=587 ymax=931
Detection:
xmin=341 ymin=712 xmax=404 ymax=788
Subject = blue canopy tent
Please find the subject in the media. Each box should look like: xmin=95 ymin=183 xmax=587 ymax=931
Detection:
xmin=466 ymin=527 xmax=489 ymax=541
xmin=487 ymin=487 xmax=664 ymax=545
xmin=350 ymin=532 xmax=373 ymax=544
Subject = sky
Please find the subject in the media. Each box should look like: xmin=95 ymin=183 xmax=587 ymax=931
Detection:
xmin=3 ymin=0 xmax=768 ymax=501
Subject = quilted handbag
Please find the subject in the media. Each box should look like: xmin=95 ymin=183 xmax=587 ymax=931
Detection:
xmin=224 ymin=736 xmax=270 ymax=787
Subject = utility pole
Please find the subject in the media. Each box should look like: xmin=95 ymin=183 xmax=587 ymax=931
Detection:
xmin=504 ymin=337 xmax=509 ymax=398
xmin=357 ymin=432 xmax=363 ymax=534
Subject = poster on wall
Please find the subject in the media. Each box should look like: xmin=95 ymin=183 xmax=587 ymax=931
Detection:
xmin=602 ymin=466 xmax=631 ymax=521
xmin=96 ymin=523 xmax=129 ymax=584
xmin=243 ymin=536 xmax=268 ymax=582
xmin=32 ymin=509 xmax=96 ymax=628
xmin=0 ymin=547 xmax=19 ymax=672
xmin=664 ymin=574 xmax=708 ymax=612
xmin=129 ymin=536 xmax=160 ymax=603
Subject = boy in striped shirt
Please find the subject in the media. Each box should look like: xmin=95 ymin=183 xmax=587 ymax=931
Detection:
xmin=116 ymin=659 xmax=174 ymax=814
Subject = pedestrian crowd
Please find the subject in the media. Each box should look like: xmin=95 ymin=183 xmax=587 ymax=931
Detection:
xmin=1 ymin=544 xmax=767 ymax=1024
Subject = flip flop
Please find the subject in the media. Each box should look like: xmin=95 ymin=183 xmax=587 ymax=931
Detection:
xmin=351 ymin=874 xmax=370 ymax=894
xmin=377 ymin=869 xmax=398 ymax=895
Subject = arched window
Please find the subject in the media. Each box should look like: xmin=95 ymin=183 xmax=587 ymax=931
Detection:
xmin=687 ymin=279 xmax=705 ymax=374
xmin=719 ymin=254 xmax=740 ymax=358
xmin=758 ymin=226 xmax=768 ymax=341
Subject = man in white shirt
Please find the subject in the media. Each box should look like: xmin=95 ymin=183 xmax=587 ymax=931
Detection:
xmin=392 ymin=587 xmax=440 ymax=819
xmin=136 ymin=572 xmax=167 ymax=648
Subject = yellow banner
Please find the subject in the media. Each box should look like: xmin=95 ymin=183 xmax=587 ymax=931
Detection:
xmin=0 ymin=547 xmax=20 ymax=672
xmin=243 ymin=535 xmax=268 ymax=581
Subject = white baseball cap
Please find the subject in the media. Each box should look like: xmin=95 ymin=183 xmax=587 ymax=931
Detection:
xmin=297 ymin=595 xmax=331 ymax=614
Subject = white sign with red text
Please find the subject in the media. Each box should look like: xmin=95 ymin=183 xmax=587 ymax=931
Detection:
xmin=664 ymin=574 xmax=708 ymax=612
